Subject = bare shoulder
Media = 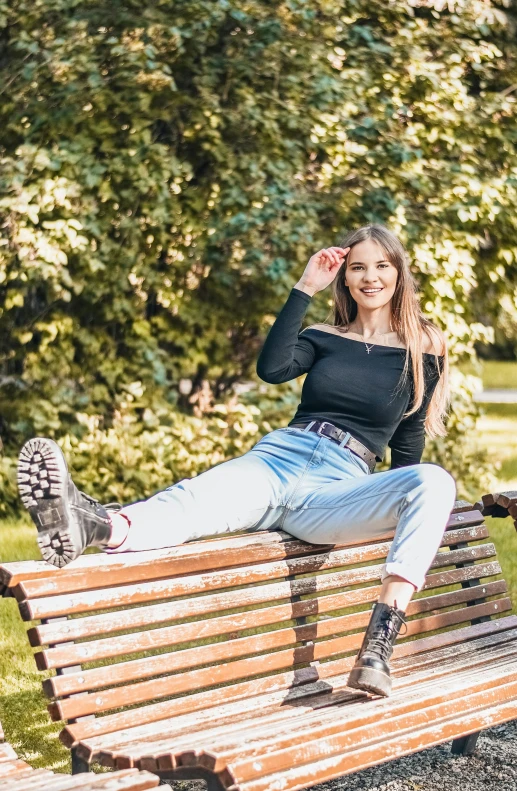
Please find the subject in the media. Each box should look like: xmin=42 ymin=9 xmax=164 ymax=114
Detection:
xmin=301 ymin=323 xmax=333 ymax=334
xmin=422 ymin=325 xmax=446 ymax=356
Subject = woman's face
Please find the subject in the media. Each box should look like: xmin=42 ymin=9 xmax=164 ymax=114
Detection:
xmin=344 ymin=239 xmax=398 ymax=310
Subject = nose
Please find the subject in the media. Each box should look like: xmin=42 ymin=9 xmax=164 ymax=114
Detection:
xmin=362 ymin=268 xmax=380 ymax=283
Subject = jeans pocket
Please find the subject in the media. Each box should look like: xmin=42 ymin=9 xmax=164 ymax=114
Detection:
xmin=343 ymin=447 xmax=371 ymax=475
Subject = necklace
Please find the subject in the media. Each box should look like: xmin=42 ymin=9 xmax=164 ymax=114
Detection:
xmin=352 ymin=324 xmax=394 ymax=354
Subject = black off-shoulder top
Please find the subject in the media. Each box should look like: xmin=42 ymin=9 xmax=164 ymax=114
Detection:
xmin=256 ymin=287 xmax=444 ymax=469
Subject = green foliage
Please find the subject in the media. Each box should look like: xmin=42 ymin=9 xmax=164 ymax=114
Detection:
xmin=424 ymin=373 xmax=499 ymax=501
xmin=1 ymin=1 xmax=517 ymax=501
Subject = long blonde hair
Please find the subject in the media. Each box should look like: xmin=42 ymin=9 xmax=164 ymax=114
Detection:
xmin=326 ymin=225 xmax=450 ymax=438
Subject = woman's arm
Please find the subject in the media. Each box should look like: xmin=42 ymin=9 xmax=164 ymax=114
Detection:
xmin=388 ymin=406 xmax=427 ymax=469
xmin=256 ymin=246 xmax=349 ymax=383
xmin=256 ymin=287 xmax=317 ymax=384
xmin=388 ymin=358 xmax=443 ymax=469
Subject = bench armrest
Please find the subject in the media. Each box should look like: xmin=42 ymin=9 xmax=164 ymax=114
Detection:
xmin=480 ymin=491 xmax=517 ymax=522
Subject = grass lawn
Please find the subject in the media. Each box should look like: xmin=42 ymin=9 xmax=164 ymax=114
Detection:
xmin=0 ymin=518 xmax=71 ymax=772
xmin=461 ymin=359 xmax=517 ymax=389
xmin=477 ymin=403 xmax=517 ymax=489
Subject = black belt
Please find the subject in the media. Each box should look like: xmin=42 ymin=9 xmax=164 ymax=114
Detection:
xmin=290 ymin=420 xmax=377 ymax=473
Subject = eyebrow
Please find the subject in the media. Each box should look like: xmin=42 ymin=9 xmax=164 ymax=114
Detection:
xmin=348 ymin=259 xmax=389 ymax=264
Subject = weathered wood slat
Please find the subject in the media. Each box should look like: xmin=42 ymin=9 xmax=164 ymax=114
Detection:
xmin=66 ymin=617 xmax=517 ymax=756
xmin=45 ymin=562 xmax=506 ymax=706
xmin=495 ymin=491 xmax=517 ymax=509
xmin=17 ymin=528 xmax=492 ymax=622
xmin=129 ymin=653 xmax=517 ymax=774
xmin=207 ymin=643 xmax=517 ymax=775
xmin=0 ymin=769 xmax=56 ymax=788
xmin=27 ymin=524 xmax=491 ymax=647
xmin=2 ymin=532 xmax=320 ymax=592
xmin=0 ymin=774 xmax=59 ymax=791
xmin=2 ymin=769 xmax=159 ymax=791
xmin=35 ymin=573 xmax=506 ymax=670
xmin=47 ymin=597 xmax=510 ymax=722
xmin=30 ymin=543 xmax=495 ymax=669
xmin=95 ymin=638 xmax=517 ymax=771
xmin=0 ymin=742 xmax=18 ymax=761
xmin=233 ymin=698 xmax=517 ymax=791
xmin=224 ymin=671 xmax=517 ymax=791
xmin=18 ymin=544 xmax=398 ymax=620
xmin=0 ymin=716 xmax=159 ymax=789
xmin=32 ymin=574 xmax=383 ymax=648
xmin=0 ymin=758 xmax=34 ymax=776
xmin=0 ymin=503 xmax=479 ymax=593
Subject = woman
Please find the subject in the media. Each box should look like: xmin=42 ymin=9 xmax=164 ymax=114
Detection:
xmin=17 ymin=223 xmax=456 ymax=698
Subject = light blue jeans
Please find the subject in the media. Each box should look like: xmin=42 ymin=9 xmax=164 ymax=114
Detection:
xmin=113 ymin=424 xmax=457 ymax=591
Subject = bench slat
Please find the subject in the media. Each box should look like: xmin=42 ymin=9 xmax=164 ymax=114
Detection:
xmin=0 ymin=769 xmax=54 ymax=785
xmin=95 ymin=634 xmax=517 ymax=771
xmin=211 ymin=639 xmax=517 ymax=775
xmin=136 ymin=652 xmax=517 ymax=774
xmin=64 ymin=614 xmax=517 ymax=753
xmin=48 ymin=597 xmax=510 ymax=722
xmin=0 ymin=742 xmax=18 ymax=761
xmin=20 ymin=533 xmax=496 ymax=625
xmin=0 ymin=505 xmax=482 ymax=593
xmin=1 ymin=532 xmax=324 ymax=591
xmin=35 ymin=575 xmax=507 ymax=670
xmin=27 ymin=524 xmax=491 ymax=647
xmin=3 ymin=769 xmax=159 ymax=791
xmin=0 ymin=758 xmax=39 ymax=776
xmin=44 ymin=561 xmax=504 ymax=702
xmin=232 ymin=693 xmax=517 ymax=791
xmin=16 ymin=524 xmax=489 ymax=621
xmin=224 ymin=666 xmax=517 ymax=791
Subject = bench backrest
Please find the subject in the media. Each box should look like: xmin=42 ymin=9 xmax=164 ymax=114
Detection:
xmin=1 ymin=500 xmax=511 ymax=751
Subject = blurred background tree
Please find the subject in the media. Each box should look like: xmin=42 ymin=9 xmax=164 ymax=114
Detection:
xmin=0 ymin=0 xmax=516 ymax=508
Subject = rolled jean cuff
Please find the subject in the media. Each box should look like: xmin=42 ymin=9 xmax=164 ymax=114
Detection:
xmin=382 ymin=561 xmax=424 ymax=593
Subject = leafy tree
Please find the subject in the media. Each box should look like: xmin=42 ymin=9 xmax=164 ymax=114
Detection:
xmin=1 ymin=0 xmax=516 ymax=507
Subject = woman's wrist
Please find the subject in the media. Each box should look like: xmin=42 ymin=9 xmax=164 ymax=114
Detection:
xmin=293 ymin=280 xmax=318 ymax=297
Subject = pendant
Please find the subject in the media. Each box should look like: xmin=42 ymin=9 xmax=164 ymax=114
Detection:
xmin=365 ymin=343 xmax=374 ymax=354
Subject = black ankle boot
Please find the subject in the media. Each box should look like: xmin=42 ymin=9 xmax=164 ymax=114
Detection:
xmin=17 ymin=438 xmax=114 ymax=568
xmin=347 ymin=601 xmax=407 ymax=697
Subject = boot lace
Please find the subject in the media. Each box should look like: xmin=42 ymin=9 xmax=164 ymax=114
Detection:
xmin=368 ymin=609 xmax=408 ymax=661
xmin=79 ymin=490 xmax=121 ymax=514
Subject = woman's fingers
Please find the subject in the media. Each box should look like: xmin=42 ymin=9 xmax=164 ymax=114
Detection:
xmin=327 ymin=247 xmax=345 ymax=267
xmin=329 ymin=246 xmax=350 ymax=260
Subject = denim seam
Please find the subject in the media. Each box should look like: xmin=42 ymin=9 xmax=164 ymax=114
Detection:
xmin=278 ymin=439 xmax=325 ymax=527
xmin=296 ymin=487 xmax=411 ymax=511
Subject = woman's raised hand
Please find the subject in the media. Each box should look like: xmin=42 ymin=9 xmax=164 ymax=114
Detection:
xmin=295 ymin=247 xmax=350 ymax=296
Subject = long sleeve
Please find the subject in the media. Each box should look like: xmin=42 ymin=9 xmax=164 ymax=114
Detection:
xmin=388 ymin=358 xmax=443 ymax=469
xmin=256 ymin=287 xmax=317 ymax=384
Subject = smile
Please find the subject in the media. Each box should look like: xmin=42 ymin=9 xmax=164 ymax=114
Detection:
xmin=361 ymin=288 xmax=383 ymax=294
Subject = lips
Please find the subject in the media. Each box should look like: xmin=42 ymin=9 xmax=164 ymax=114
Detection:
xmin=361 ymin=288 xmax=383 ymax=294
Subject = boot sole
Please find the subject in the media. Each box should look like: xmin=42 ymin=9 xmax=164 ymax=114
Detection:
xmin=347 ymin=665 xmax=392 ymax=697
xmin=17 ymin=438 xmax=80 ymax=568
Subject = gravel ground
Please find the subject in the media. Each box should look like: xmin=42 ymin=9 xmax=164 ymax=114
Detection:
xmin=162 ymin=719 xmax=517 ymax=791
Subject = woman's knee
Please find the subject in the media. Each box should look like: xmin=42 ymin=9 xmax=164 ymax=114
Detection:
xmin=410 ymin=462 xmax=456 ymax=505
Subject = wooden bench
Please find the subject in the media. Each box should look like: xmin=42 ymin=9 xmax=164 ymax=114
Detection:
xmin=0 ymin=719 xmax=159 ymax=790
xmin=2 ymin=492 xmax=517 ymax=791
